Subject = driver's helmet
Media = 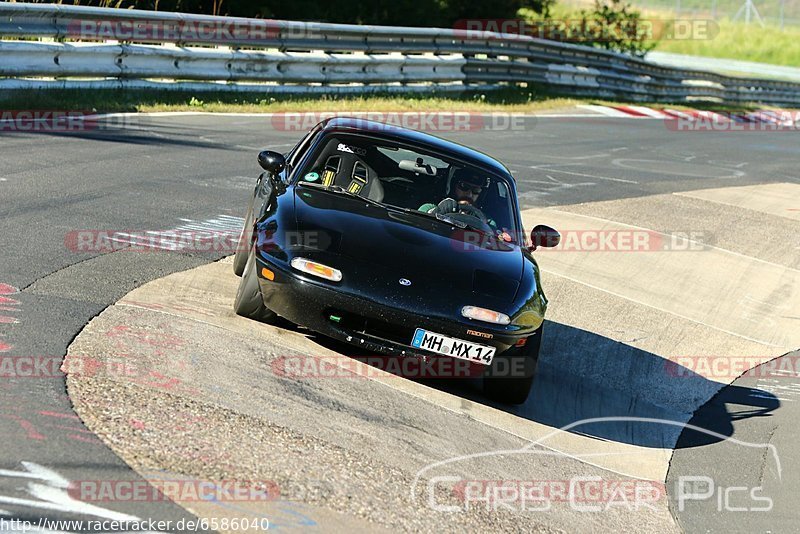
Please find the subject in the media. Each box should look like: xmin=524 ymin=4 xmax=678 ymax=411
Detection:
xmin=448 ymin=168 xmax=490 ymax=199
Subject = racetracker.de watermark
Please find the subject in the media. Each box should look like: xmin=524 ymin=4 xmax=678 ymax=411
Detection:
xmin=65 ymin=227 xmax=713 ymax=255
xmin=64 ymin=229 xmax=239 ymax=253
xmin=68 ymin=479 xmax=279 ymax=502
xmin=664 ymin=110 xmax=800 ymax=132
xmin=453 ymin=229 xmax=713 ymax=252
xmin=271 ymin=354 xmax=490 ymax=379
xmin=64 ymin=229 xmax=336 ymax=254
xmin=454 ymin=18 xmax=718 ymax=42
xmin=67 ymin=19 xmax=321 ymax=42
xmin=1 ymin=354 xmax=184 ymax=382
xmin=538 ymin=229 xmax=710 ymax=252
xmin=270 ymin=112 xmax=529 ymax=132
xmin=0 ymin=111 xmax=135 ymax=132
xmin=0 ymin=356 xmax=62 ymax=378
xmin=665 ymin=356 xmax=800 ymax=380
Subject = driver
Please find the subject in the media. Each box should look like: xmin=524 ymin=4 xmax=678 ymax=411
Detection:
xmin=418 ymin=168 xmax=489 ymax=216
xmin=419 ymin=168 xmax=514 ymax=243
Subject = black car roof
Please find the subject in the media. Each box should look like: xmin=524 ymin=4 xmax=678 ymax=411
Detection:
xmin=319 ymin=117 xmax=515 ymax=182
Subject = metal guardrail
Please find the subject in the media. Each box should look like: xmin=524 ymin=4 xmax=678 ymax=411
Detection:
xmin=1 ymin=3 xmax=799 ymax=105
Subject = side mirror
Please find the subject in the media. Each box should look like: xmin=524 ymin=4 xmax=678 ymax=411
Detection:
xmin=257 ymin=150 xmax=286 ymax=175
xmin=529 ymin=225 xmax=560 ymax=251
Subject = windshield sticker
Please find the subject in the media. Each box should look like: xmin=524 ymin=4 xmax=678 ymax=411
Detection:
xmin=337 ymin=143 xmax=367 ymax=156
xmin=304 ymin=172 xmax=320 ymax=182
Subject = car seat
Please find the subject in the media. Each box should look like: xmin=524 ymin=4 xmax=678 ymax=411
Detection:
xmin=322 ymin=153 xmax=384 ymax=203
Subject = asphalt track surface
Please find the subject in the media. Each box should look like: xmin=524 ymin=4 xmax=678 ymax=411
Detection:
xmin=0 ymin=113 xmax=798 ymax=532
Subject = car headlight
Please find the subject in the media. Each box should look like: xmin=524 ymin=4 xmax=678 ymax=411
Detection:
xmin=290 ymin=257 xmax=343 ymax=282
xmin=461 ymin=306 xmax=510 ymax=325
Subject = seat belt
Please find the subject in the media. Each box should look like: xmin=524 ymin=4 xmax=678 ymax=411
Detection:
xmin=321 ymin=156 xmax=340 ymax=187
xmin=347 ymin=161 xmax=369 ymax=194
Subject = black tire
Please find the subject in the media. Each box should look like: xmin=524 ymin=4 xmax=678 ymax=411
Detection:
xmin=233 ymin=201 xmax=255 ymax=277
xmin=233 ymin=245 xmax=277 ymax=323
xmin=483 ymin=324 xmax=543 ymax=404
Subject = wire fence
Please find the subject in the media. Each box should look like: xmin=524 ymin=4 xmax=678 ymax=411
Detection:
xmin=559 ymin=0 xmax=800 ymax=28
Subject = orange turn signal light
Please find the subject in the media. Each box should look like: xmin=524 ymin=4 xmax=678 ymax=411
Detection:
xmin=461 ymin=306 xmax=511 ymax=325
xmin=290 ymin=257 xmax=343 ymax=282
xmin=261 ymin=267 xmax=275 ymax=281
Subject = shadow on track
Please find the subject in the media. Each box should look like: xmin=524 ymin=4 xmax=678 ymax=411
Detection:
xmin=305 ymin=320 xmax=779 ymax=450
xmin=0 ymin=118 xmax=251 ymax=150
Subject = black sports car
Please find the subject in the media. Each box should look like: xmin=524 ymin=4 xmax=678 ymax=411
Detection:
xmin=233 ymin=118 xmax=560 ymax=404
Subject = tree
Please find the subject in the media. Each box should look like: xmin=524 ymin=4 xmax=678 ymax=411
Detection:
xmin=58 ymin=0 xmax=553 ymax=27
xmin=577 ymin=0 xmax=654 ymax=57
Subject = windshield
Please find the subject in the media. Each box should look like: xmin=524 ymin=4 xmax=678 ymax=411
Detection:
xmin=294 ymin=133 xmax=519 ymax=241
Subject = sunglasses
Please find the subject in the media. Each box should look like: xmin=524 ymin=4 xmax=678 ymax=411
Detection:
xmin=456 ymin=181 xmax=484 ymax=195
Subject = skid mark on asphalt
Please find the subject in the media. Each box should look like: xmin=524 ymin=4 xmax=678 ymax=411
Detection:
xmin=517 ymin=174 xmax=596 ymax=204
xmin=528 ymin=164 xmax=639 ymax=184
xmin=532 ymin=151 xmax=622 ymax=160
xmin=610 ymin=158 xmax=746 ymax=179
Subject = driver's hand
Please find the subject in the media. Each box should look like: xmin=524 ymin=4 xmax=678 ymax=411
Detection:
xmin=436 ymin=198 xmax=459 ymax=213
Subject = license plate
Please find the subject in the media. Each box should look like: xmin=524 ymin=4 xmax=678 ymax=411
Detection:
xmin=411 ymin=328 xmax=495 ymax=364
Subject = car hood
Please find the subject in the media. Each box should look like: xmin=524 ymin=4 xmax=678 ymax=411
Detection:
xmin=292 ymin=187 xmax=523 ymax=306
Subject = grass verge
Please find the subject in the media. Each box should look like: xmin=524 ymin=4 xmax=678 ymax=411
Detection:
xmin=650 ymin=19 xmax=800 ymax=67
xmin=0 ymin=87 xmax=781 ymax=114
xmin=525 ymin=2 xmax=800 ymax=68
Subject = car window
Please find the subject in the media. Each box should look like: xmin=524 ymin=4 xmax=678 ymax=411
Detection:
xmin=296 ymin=133 xmax=519 ymax=240
xmin=286 ymin=124 xmax=323 ymax=169
xmin=376 ymin=146 xmax=448 ymax=169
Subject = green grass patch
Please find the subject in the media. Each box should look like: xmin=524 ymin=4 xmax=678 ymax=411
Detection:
xmin=0 ymin=86 xmax=781 ymax=114
xmin=649 ymin=18 xmax=800 ymax=67
xmin=0 ymin=87 xmax=581 ymax=113
xmin=521 ymin=3 xmax=800 ymax=67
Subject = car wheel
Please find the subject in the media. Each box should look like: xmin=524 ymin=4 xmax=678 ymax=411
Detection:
xmin=233 ymin=245 xmax=277 ymax=323
xmin=233 ymin=201 xmax=255 ymax=277
xmin=483 ymin=324 xmax=543 ymax=405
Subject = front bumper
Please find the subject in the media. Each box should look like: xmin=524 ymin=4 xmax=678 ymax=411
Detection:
xmin=254 ymin=254 xmax=537 ymax=367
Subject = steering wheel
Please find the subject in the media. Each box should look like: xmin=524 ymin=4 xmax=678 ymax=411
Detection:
xmin=434 ymin=199 xmax=493 ymax=233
